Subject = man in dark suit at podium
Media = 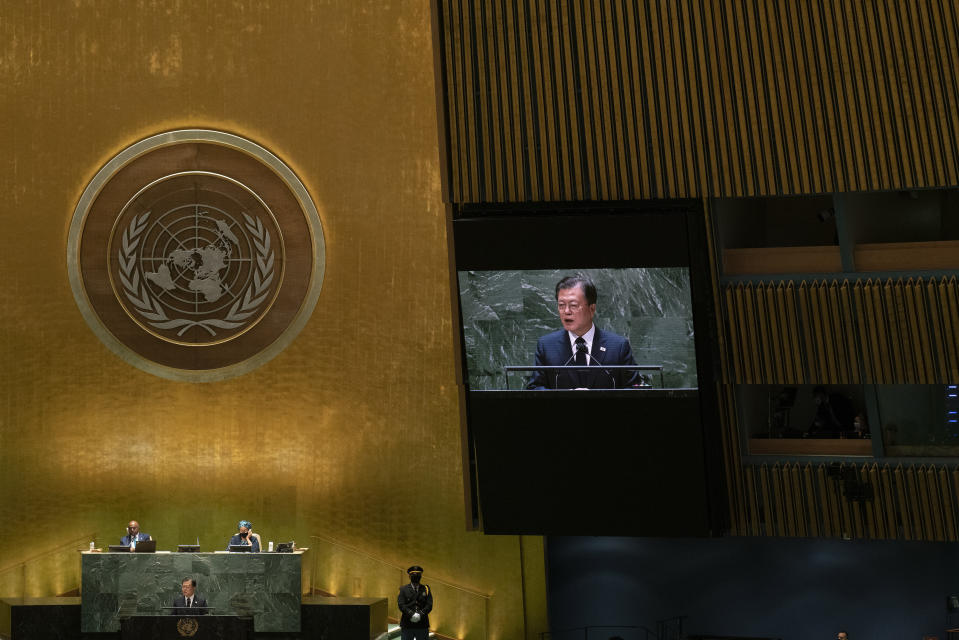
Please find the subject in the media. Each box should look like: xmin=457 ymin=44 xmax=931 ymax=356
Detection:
xmin=527 ymin=275 xmax=640 ymax=390
xmin=172 ymin=577 xmax=208 ymax=615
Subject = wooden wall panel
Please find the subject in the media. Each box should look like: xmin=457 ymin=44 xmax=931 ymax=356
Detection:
xmin=739 ymin=461 xmax=959 ymax=541
xmin=438 ymin=0 xmax=959 ymax=203
xmin=721 ymin=277 xmax=959 ymax=385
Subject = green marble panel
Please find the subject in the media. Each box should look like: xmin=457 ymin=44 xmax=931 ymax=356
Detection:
xmin=457 ymin=268 xmax=698 ymax=389
xmin=80 ymin=552 xmax=301 ymax=633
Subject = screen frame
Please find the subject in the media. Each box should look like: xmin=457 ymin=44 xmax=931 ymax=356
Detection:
xmin=449 ymin=200 xmax=728 ymax=536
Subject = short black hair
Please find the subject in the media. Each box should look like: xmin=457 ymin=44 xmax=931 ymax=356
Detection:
xmin=182 ymin=577 xmax=197 ymax=587
xmin=555 ymin=276 xmax=597 ymax=305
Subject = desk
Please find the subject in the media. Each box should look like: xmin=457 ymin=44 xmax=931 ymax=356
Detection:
xmin=81 ymin=551 xmax=303 ymax=633
xmin=120 ymin=614 xmax=252 ymax=640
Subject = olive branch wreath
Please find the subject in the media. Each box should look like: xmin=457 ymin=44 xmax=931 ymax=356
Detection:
xmin=118 ymin=211 xmax=275 ymax=337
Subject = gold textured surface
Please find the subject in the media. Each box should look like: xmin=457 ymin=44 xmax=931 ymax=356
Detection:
xmin=0 ymin=2 xmax=544 ymax=638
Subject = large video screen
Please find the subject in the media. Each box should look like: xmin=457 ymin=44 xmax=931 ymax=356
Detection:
xmin=456 ymin=267 xmax=697 ymax=390
xmin=450 ymin=203 xmax=727 ymax=535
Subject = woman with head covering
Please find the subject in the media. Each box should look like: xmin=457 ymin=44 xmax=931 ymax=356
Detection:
xmin=227 ymin=519 xmax=261 ymax=552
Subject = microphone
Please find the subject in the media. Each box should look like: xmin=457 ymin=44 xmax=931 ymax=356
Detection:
xmin=574 ymin=341 xmax=616 ymax=389
xmin=583 ymin=350 xmax=616 ymax=389
xmin=556 ymin=352 xmax=577 ymax=389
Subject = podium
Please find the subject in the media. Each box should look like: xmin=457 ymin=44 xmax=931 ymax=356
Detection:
xmin=81 ymin=551 xmax=303 ymax=633
xmin=120 ymin=614 xmax=252 ymax=639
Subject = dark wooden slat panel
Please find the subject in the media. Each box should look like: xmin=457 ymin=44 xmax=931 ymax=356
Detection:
xmin=440 ymin=0 xmax=959 ymax=202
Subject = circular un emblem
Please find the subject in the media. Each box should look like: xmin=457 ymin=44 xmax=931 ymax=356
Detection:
xmin=68 ymin=130 xmax=325 ymax=381
xmin=176 ymin=616 xmax=199 ymax=637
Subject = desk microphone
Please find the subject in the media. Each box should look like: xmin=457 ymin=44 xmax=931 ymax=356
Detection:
xmin=556 ymin=352 xmax=577 ymax=389
xmin=576 ymin=342 xmax=616 ymax=389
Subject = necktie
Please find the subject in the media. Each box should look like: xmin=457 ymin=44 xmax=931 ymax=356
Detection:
xmin=187 ymin=598 xmax=192 ymax=608
xmin=574 ymin=337 xmax=587 ymax=366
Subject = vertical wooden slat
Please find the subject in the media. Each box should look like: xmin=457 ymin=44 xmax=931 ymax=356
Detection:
xmin=753 ymin=282 xmax=771 ymax=380
xmin=770 ymin=463 xmax=785 ymax=537
xmin=912 ymin=278 xmax=935 ymax=383
xmin=783 ymin=281 xmax=804 ymax=384
xmin=902 ymin=466 xmax=921 ymax=540
xmin=925 ymin=466 xmax=946 ymax=542
xmin=556 ymin=0 xmax=580 ymax=199
xmin=882 ymin=465 xmax=899 ymax=539
xmin=768 ymin=281 xmax=786 ymax=383
xmin=742 ymin=283 xmax=761 ymax=384
xmin=785 ymin=463 xmax=802 ymax=537
xmin=928 ymin=278 xmax=949 ymax=380
xmin=941 ymin=467 xmax=957 ymax=541
xmin=861 ymin=464 xmax=877 ymax=539
xmin=803 ymin=464 xmax=820 ymax=537
xmin=943 ymin=277 xmax=959 ymax=379
xmin=916 ymin=465 xmax=934 ymax=540
xmin=744 ymin=464 xmax=761 ymax=537
xmin=839 ymin=280 xmax=859 ymax=383
xmin=867 ymin=464 xmax=885 ymax=539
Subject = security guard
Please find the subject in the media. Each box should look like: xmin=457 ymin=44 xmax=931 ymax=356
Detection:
xmin=397 ymin=565 xmax=432 ymax=640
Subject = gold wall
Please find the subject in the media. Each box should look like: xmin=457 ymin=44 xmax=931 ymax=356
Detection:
xmin=0 ymin=1 xmax=545 ymax=638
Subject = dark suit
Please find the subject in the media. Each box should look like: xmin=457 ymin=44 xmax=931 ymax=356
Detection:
xmin=172 ymin=594 xmax=208 ymax=616
xmin=397 ymin=583 xmax=432 ymax=639
xmin=120 ymin=532 xmax=151 ymax=546
xmin=526 ymin=327 xmax=640 ymax=390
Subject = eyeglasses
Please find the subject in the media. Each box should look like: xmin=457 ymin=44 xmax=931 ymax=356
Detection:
xmin=557 ymin=302 xmax=582 ymax=312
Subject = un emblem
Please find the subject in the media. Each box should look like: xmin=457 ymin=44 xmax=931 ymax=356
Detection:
xmin=68 ymin=130 xmax=325 ymax=381
xmin=176 ymin=616 xmax=199 ymax=637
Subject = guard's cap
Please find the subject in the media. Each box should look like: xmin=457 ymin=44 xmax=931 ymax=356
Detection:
xmin=407 ymin=565 xmax=423 ymax=574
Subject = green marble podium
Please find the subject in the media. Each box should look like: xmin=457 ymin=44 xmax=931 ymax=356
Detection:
xmin=81 ymin=551 xmax=302 ymax=633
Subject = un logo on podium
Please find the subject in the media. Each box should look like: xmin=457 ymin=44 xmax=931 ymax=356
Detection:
xmin=68 ymin=130 xmax=325 ymax=381
xmin=176 ymin=616 xmax=199 ymax=637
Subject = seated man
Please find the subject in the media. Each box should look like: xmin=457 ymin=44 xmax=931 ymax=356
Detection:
xmin=526 ymin=276 xmax=640 ymax=390
xmin=120 ymin=520 xmax=151 ymax=548
xmin=172 ymin=577 xmax=208 ymax=615
xmin=227 ymin=519 xmax=261 ymax=552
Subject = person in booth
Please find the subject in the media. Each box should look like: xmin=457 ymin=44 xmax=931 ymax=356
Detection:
xmin=526 ymin=275 xmax=641 ymax=390
xmin=227 ymin=520 xmax=261 ymax=552
xmin=397 ymin=565 xmax=432 ymax=640
xmin=121 ymin=520 xmax=152 ymax=548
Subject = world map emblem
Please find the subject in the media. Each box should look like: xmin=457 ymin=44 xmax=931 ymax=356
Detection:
xmin=176 ymin=616 xmax=199 ymax=636
xmin=68 ymin=130 xmax=325 ymax=381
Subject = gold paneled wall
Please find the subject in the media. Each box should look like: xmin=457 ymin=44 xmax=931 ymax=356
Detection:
xmin=722 ymin=277 xmax=959 ymax=385
xmin=438 ymin=0 xmax=959 ymax=202
xmin=740 ymin=462 xmax=959 ymax=541
xmin=0 ymin=2 xmax=544 ymax=638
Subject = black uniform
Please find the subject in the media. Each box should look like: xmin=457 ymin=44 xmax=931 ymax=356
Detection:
xmin=397 ymin=582 xmax=432 ymax=640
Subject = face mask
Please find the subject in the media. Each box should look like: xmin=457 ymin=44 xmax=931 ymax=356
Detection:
xmin=410 ymin=573 xmax=422 ymax=584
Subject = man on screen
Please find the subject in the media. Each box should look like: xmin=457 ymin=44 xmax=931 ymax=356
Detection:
xmin=526 ymin=275 xmax=640 ymax=390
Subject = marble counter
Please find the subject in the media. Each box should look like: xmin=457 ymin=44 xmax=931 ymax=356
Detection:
xmin=80 ymin=551 xmax=302 ymax=633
